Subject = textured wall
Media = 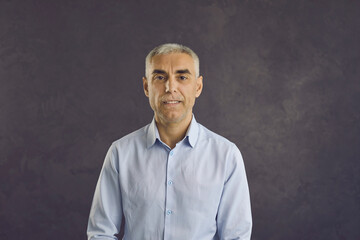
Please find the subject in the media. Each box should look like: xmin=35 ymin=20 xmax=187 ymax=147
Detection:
xmin=1 ymin=0 xmax=359 ymax=239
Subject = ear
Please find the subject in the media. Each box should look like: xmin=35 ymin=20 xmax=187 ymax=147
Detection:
xmin=143 ymin=77 xmax=149 ymax=97
xmin=195 ymin=75 xmax=203 ymax=98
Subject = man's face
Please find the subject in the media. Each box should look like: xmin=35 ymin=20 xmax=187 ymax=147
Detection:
xmin=143 ymin=53 xmax=203 ymax=125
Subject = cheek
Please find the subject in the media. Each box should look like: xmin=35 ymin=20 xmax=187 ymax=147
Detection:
xmin=148 ymin=90 xmax=161 ymax=105
xmin=191 ymin=86 xmax=199 ymax=98
xmin=150 ymin=84 xmax=164 ymax=96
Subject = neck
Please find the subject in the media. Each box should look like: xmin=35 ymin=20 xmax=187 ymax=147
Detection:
xmin=155 ymin=114 xmax=192 ymax=149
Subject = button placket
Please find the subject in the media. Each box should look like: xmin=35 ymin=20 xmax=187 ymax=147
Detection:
xmin=164 ymin=148 xmax=176 ymax=240
xmin=165 ymin=149 xmax=176 ymax=221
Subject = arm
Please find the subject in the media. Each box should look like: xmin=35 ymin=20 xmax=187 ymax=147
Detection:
xmin=216 ymin=144 xmax=252 ymax=240
xmin=87 ymin=144 xmax=123 ymax=240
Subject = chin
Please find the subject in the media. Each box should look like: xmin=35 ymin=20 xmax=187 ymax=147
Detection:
xmin=165 ymin=116 xmax=183 ymax=123
xmin=160 ymin=113 xmax=186 ymax=124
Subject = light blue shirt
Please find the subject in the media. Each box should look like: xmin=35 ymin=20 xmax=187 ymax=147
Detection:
xmin=87 ymin=116 xmax=252 ymax=240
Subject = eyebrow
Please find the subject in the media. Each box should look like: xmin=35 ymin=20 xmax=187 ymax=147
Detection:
xmin=152 ymin=69 xmax=192 ymax=75
xmin=152 ymin=69 xmax=167 ymax=75
xmin=176 ymin=69 xmax=191 ymax=75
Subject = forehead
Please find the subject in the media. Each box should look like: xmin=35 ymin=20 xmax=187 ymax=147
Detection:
xmin=150 ymin=53 xmax=195 ymax=74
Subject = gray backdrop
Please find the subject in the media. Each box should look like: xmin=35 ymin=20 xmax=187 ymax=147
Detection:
xmin=1 ymin=0 xmax=359 ymax=239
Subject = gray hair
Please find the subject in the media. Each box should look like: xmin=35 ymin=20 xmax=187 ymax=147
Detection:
xmin=145 ymin=43 xmax=200 ymax=78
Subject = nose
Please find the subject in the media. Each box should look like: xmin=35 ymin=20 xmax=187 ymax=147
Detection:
xmin=165 ymin=76 xmax=177 ymax=93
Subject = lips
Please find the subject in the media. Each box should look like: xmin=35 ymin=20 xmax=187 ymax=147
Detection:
xmin=163 ymin=100 xmax=181 ymax=104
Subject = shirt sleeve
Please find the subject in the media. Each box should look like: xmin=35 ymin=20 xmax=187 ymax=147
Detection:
xmin=87 ymin=144 xmax=123 ymax=240
xmin=216 ymin=143 xmax=252 ymax=240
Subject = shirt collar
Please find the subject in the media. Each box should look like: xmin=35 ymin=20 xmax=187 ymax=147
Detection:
xmin=185 ymin=115 xmax=199 ymax=148
xmin=146 ymin=115 xmax=199 ymax=149
xmin=146 ymin=118 xmax=159 ymax=148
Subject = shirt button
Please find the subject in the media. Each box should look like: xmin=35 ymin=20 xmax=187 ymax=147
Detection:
xmin=169 ymin=151 xmax=174 ymax=156
xmin=168 ymin=180 xmax=173 ymax=185
xmin=167 ymin=210 xmax=173 ymax=215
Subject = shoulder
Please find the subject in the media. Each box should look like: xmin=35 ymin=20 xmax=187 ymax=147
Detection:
xmin=195 ymin=123 xmax=243 ymax=163
xmin=111 ymin=124 xmax=149 ymax=150
xmin=197 ymin=123 xmax=237 ymax=150
xmin=104 ymin=124 xmax=149 ymax=167
xmin=196 ymin=123 xmax=245 ymax=179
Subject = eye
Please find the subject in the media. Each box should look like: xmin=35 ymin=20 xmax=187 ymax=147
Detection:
xmin=154 ymin=75 xmax=166 ymax=80
xmin=178 ymin=75 xmax=188 ymax=80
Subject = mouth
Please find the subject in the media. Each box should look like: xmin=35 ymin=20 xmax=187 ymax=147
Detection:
xmin=163 ymin=100 xmax=181 ymax=104
xmin=162 ymin=100 xmax=182 ymax=107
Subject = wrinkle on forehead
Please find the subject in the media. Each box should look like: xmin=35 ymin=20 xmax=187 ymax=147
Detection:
xmin=150 ymin=53 xmax=196 ymax=76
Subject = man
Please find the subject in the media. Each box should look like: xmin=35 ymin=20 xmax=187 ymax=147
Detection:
xmin=87 ymin=43 xmax=252 ymax=240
